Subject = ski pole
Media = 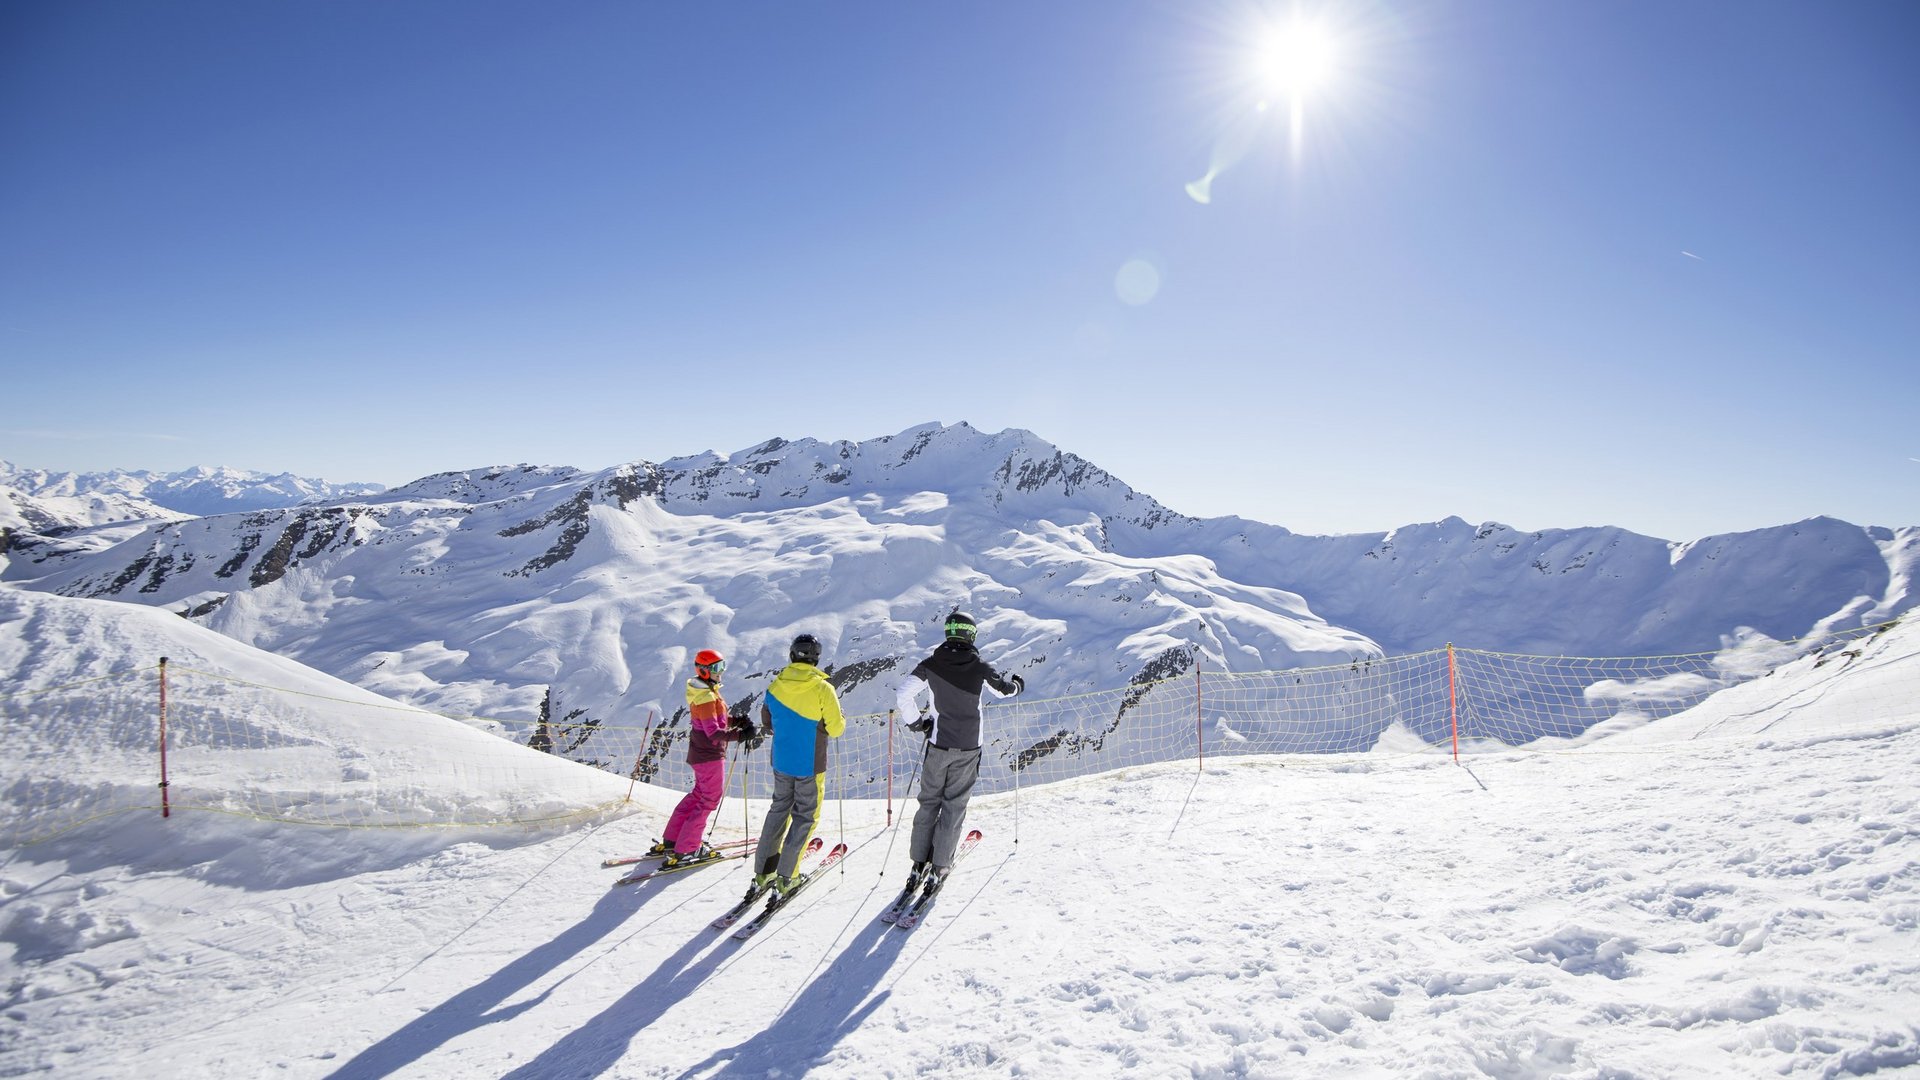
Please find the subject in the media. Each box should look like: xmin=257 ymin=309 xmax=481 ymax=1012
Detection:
xmin=718 ymin=745 xmax=738 ymax=836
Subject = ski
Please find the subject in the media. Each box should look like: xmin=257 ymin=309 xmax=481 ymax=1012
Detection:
xmin=731 ymin=841 xmax=851 ymax=941
xmin=710 ymin=837 xmax=823 ymax=930
xmin=603 ymin=836 xmax=751 ymax=869
xmin=613 ymin=845 xmax=749 ymax=885
xmin=892 ymin=829 xmax=982 ymax=931
xmin=878 ymin=871 xmax=924 ymax=925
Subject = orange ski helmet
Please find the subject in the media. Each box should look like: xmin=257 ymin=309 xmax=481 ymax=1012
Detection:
xmin=694 ymin=649 xmax=726 ymax=682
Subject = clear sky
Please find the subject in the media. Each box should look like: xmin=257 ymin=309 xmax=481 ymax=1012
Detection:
xmin=2 ymin=1 xmax=1915 ymax=539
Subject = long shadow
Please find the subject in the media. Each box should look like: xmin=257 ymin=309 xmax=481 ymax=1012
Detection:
xmin=672 ymin=916 xmax=912 ymax=1079
xmin=326 ymin=885 xmax=650 ymax=1079
xmin=496 ymin=911 xmax=752 ymax=1079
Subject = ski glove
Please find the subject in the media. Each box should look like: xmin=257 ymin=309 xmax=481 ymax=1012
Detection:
xmin=907 ymin=713 xmax=933 ymax=736
xmin=1007 ymin=674 xmax=1025 ymax=696
xmin=733 ymin=716 xmax=768 ymax=750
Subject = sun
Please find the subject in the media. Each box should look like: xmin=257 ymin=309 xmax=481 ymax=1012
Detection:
xmin=1186 ymin=5 xmax=1367 ymax=201
xmin=1252 ymin=17 xmax=1342 ymax=105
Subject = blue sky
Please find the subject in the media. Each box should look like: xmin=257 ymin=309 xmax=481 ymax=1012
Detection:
xmin=2 ymin=0 xmax=1915 ymax=539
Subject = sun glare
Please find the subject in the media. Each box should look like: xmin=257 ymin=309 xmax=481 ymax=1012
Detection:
xmin=1187 ymin=6 xmax=1368 ymax=202
xmin=1253 ymin=18 xmax=1341 ymax=104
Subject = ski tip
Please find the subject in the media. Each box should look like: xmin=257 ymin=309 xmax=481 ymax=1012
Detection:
xmin=965 ymin=829 xmax=982 ymax=841
xmin=829 ymin=842 xmax=849 ymax=856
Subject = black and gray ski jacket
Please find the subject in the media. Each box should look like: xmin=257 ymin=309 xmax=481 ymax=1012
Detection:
xmin=893 ymin=639 xmax=1020 ymax=751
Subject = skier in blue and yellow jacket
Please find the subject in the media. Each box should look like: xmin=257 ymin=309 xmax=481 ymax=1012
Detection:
xmin=751 ymin=633 xmax=845 ymax=896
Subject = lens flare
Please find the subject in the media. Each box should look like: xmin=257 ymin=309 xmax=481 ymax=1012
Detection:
xmin=1115 ymin=258 xmax=1162 ymax=305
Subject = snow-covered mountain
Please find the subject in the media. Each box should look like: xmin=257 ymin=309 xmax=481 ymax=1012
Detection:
xmin=0 ymin=484 xmax=177 ymax=533
xmin=0 ymin=461 xmax=385 ymax=519
xmin=3 ymin=423 xmax=1913 ymax=745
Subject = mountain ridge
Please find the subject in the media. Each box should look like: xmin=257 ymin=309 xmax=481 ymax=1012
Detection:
xmin=3 ymin=423 xmax=1912 ymax=741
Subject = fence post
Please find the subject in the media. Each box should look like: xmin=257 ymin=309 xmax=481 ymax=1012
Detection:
xmin=157 ymin=656 xmax=172 ymax=818
xmin=624 ymin=707 xmax=656 ymax=803
xmin=885 ymin=709 xmax=895 ymax=827
xmin=1448 ymin=643 xmax=1459 ymax=762
xmin=1194 ymin=649 xmax=1203 ymax=772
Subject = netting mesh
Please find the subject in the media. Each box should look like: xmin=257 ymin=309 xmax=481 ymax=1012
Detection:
xmin=1 ymin=670 xmax=160 ymax=845
xmin=0 ymin=665 xmax=629 ymax=847
xmin=3 ymin=621 xmax=1909 ymax=848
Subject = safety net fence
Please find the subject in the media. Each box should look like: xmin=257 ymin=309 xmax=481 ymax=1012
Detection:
xmin=3 ymin=620 xmax=1909 ymax=848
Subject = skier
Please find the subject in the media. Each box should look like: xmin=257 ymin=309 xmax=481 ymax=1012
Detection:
xmin=750 ymin=633 xmax=845 ymax=897
xmin=893 ymin=611 xmax=1022 ymax=896
xmin=651 ymin=649 xmax=756 ymax=867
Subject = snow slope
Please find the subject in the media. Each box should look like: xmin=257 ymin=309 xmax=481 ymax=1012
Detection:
xmin=0 ymin=589 xmax=635 ymax=845
xmin=2 ymin=591 xmax=1915 ymax=1078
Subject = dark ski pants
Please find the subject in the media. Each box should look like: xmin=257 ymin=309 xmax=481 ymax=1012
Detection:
xmin=755 ymin=770 xmax=822 ymax=879
xmin=911 ymin=743 xmax=981 ymax=869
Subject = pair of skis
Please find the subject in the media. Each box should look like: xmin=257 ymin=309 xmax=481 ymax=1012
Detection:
xmin=607 ymin=836 xmax=753 ymax=885
xmin=626 ymin=827 xmax=983 ymax=937
xmin=603 ymin=835 xmax=753 ymax=869
xmin=722 ymin=838 xmax=851 ymax=940
xmin=880 ymin=828 xmax=981 ymax=931
xmin=710 ymin=837 xmax=822 ymax=931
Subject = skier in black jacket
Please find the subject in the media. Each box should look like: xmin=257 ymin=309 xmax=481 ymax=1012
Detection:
xmin=893 ymin=611 xmax=1022 ymax=893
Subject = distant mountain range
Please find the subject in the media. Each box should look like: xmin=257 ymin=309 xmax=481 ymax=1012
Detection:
xmin=3 ymin=423 xmax=1913 ymax=737
xmin=0 ymin=462 xmax=384 ymax=524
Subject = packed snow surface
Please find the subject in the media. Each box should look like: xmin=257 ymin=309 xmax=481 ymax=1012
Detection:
xmin=2 ymin=595 xmax=1917 ymax=1078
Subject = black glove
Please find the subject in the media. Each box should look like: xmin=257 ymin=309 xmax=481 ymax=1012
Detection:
xmin=1007 ymin=673 xmax=1025 ymax=696
xmin=728 ymin=714 xmax=765 ymax=749
xmin=907 ymin=713 xmax=932 ymax=735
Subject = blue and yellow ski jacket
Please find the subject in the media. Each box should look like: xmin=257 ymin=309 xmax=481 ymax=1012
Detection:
xmin=759 ymin=662 xmax=845 ymax=777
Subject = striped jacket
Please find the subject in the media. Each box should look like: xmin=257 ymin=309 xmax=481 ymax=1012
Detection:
xmin=685 ymin=679 xmax=732 ymax=765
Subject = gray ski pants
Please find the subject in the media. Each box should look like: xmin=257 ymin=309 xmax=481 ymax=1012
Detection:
xmin=755 ymin=770 xmax=821 ymax=879
xmin=911 ymin=743 xmax=981 ymax=869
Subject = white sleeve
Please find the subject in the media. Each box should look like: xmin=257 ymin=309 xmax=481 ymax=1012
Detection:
xmin=894 ymin=672 xmax=928 ymax=718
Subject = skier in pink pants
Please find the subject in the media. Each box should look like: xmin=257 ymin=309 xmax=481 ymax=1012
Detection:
xmin=654 ymin=649 xmax=755 ymax=867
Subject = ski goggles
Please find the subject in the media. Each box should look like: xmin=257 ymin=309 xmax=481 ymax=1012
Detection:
xmin=943 ymin=618 xmax=977 ymax=642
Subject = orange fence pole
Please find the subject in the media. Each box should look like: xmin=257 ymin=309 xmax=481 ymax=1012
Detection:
xmin=1448 ymin=642 xmax=1459 ymax=762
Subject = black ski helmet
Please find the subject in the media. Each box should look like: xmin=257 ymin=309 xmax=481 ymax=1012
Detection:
xmin=944 ymin=611 xmax=977 ymax=643
xmin=789 ymin=633 xmax=822 ymax=666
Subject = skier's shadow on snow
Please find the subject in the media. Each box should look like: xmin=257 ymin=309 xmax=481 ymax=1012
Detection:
xmin=672 ymin=917 xmax=911 ymax=1079
xmin=495 ymin=911 xmax=748 ymax=1080
xmin=326 ymin=885 xmax=651 ymax=1080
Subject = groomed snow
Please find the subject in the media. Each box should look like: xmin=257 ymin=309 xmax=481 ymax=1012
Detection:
xmin=2 ymin=596 xmax=1917 ymax=1078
